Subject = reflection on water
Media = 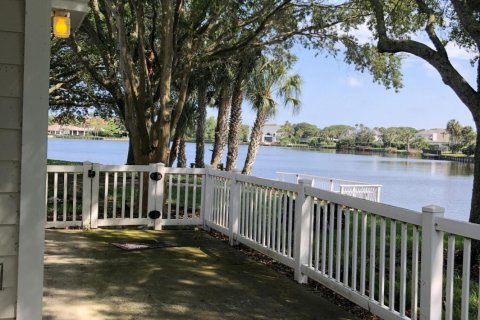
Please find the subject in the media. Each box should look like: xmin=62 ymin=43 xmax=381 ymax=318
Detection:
xmin=376 ymin=159 xmax=474 ymax=176
xmin=48 ymin=139 xmax=474 ymax=221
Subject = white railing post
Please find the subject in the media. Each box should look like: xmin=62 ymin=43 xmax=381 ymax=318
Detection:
xmin=90 ymin=163 xmax=99 ymax=229
xmin=294 ymin=178 xmax=313 ymax=284
xmin=199 ymin=169 xmax=206 ymax=222
xmin=147 ymin=163 xmax=156 ymax=228
xmin=154 ymin=163 xmax=165 ymax=230
xmin=228 ymin=170 xmax=242 ymax=246
xmin=376 ymin=186 xmax=381 ymax=202
xmin=420 ymin=205 xmax=445 ymax=320
xmin=81 ymin=161 xmax=92 ymax=229
xmin=202 ymin=166 xmax=213 ymax=230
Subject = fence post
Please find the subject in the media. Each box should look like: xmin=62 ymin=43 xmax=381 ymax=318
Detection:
xmin=229 ymin=170 xmax=242 ymax=246
xmin=376 ymin=186 xmax=381 ymax=202
xmin=203 ymin=166 xmax=213 ymax=230
xmin=154 ymin=163 xmax=165 ymax=230
xmin=419 ymin=205 xmax=444 ymax=320
xmin=147 ymin=163 xmax=156 ymax=228
xmin=90 ymin=163 xmax=99 ymax=229
xmin=294 ymin=179 xmax=313 ymax=284
xmin=81 ymin=161 xmax=92 ymax=229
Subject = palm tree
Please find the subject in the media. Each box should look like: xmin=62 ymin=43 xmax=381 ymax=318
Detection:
xmin=191 ymin=65 xmax=216 ymax=168
xmin=446 ymin=119 xmax=462 ymax=146
xmin=226 ymin=50 xmax=259 ymax=171
xmin=210 ymin=61 xmax=236 ymax=169
xmin=242 ymin=55 xmax=302 ymax=175
xmin=210 ymin=83 xmax=231 ymax=168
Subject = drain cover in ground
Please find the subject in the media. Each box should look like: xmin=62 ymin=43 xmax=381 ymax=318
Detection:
xmin=111 ymin=239 xmax=180 ymax=251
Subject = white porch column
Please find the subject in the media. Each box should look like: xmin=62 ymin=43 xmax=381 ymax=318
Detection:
xmin=16 ymin=0 xmax=51 ymax=319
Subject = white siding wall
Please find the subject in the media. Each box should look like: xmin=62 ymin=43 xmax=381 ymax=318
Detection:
xmin=0 ymin=1 xmax=24 ymax=319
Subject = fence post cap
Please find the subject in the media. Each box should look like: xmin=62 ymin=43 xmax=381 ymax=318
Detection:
xmin=422 ymin=205 xmax=445 ymax=214
xmin=298 ymin=178 xmax=313 ymax=186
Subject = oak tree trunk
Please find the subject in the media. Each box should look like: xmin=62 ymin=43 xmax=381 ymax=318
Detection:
xmin=470 ymin=118 xmax=480 ymax=224
xmin=169 ymin=135 xmax=181 ymax=167
xmin=177 ymin=138 xmax=187 ymax=168
xmin=471 ymin=117 xmax=480 ymax=256
xmin=126 ymin=139 xmax=135 ymax=165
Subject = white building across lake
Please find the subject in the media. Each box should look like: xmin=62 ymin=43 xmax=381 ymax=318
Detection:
xmin=48 ymin=124 xmax=91 ymax=136
xmin=416 ymin=128 xmax=450 ymax=146
xmin=262 ymin=124 xmax=280 ymax=143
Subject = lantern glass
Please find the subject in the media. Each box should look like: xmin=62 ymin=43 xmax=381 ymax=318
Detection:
xmin=53 ymin=15 xmax=70 ymax=38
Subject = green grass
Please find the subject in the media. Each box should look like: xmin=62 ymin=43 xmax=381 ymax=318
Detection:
xmin=441 ymin=151 xmax=470 ymax=157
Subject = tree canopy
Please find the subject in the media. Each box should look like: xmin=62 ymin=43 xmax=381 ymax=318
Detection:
xmin=50 ymin=0 xmax=403 ymax=165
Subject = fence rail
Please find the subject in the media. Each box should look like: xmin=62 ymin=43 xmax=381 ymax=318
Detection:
xmin=45 ymin=163 xmax=480 ymax=320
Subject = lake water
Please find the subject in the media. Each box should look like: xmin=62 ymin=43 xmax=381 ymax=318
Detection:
xmin=48 ymin=138 xmax=474 ymax=221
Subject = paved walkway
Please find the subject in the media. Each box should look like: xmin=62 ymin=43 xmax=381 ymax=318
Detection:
xmin=43 ymin=229 xmax=356 ymax=320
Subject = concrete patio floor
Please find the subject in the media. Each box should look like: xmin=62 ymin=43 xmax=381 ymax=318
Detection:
xmin=43 ymin=229 xmax=356 ymax=320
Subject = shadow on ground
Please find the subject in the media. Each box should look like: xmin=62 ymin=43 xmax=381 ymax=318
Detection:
xmin=43 ymin=229 xmax=355 ymax=320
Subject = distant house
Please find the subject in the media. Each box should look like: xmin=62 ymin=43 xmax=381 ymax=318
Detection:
xmin=48 ymin=124 xmax=91 ymax=136
xmin=415 ymin=129 xmax=450 ymax=145
xmin=262 ymin=124 xmax=281 ymax=143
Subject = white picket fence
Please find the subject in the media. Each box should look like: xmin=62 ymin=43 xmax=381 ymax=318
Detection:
xmin=276 ymin=172 xmax=382 ymax=202
xmin=45 ymin=163 xmax=480 ymax=320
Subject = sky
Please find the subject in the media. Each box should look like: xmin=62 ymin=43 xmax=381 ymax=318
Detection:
xmin=230 ymin=43 xmax=477 ymax=131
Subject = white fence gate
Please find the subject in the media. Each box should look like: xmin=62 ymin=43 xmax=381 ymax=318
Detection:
xmin=46 ymin=163 xmax=205 ymax=229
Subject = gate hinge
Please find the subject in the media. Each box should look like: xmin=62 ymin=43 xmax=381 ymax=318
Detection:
xmin=88 ymin=169 xmax=96 ymax=178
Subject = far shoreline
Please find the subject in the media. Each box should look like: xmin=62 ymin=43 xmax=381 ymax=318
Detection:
xmin=48 ymin=135 xmax=422 ymax=159
xmin=48 ymin=135 xmax=474 ymax=164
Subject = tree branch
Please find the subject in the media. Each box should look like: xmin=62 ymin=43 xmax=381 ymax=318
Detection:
xmin=369 ymin=0 xmax=478 ymax=113
xmin=208 ymin=0 xmax=292 ymax=57
xmin=414 ymin=0 xmax=448 ymax=58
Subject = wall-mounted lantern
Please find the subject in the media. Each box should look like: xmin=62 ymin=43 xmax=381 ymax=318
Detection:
xmin=51 ymin=0 xmax=89 ymax=38
xmin=52 ymin=11 xmax=70 ymax=38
